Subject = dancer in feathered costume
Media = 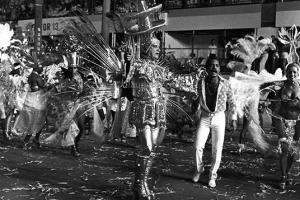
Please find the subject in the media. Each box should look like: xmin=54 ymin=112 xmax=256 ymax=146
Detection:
xmin=227 ymin=35 xmax=277 ymax=153
xmin=0 ymin=23 xmax=32 ymax=141
xmin=0 ymin=23 xmax=14 ymax=140
xmin=25 ymin=51 xmax=86 ymax=157
xmin=260 ymin=25 xmax=300 ymax=190
xmin=60 ymin=1 xmax=203 ymax=198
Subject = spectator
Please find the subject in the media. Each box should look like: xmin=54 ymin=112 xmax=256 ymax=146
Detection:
xmin=208 ymin=39 xmax=218 ymax=59
xmin=277 ymin=50 xmax=289 ymax=77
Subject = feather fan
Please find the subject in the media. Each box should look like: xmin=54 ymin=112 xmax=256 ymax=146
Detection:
xmin=231 ymin=35 xmax=276 ymax=70
xmin=228 ymin=70 xmax=284 ymax=152
xmin=278 ymin=25 xmax=300 ymax=64
xmin=62 ymin=12 xmax=122 ymax=75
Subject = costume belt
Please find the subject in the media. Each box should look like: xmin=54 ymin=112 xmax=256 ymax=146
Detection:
xmin=201 ymin=110 xmax=223 ymax=117
xmin=133 ymin=87 xmax=161 ymax=100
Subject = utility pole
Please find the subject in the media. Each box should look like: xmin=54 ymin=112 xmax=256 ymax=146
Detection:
xmin=34 ymin=0 xmax=43 ymax=57
xmin=102 ymin=0 xmax=111 ymax=43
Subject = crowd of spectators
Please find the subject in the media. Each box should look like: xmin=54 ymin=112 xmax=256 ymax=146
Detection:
xmin=0 ymin=0 xmax=299 ymax=22
xmin=0 ymin=0 xmax=104 ymax=22
xmin=165 ymin=0 xmax=299 ymax=9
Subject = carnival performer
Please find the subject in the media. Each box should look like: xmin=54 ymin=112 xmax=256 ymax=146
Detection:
xmin=227 ymin=35 xmax=276 ymax=153
xmin=37 ymin=57 xmax=84 ymax=157
xmin=125 ymin=32 xmax=201 ymax=200
xmin=192 ymin=58 xmax=237 ymax=188
xmin=13 ymin=66 xmax=49 ymax=146
xmin=125 ymin=35 xmax=166 ymax=200
xmin=71 ymin=64 xmax=85 ymax=155
xmin=61 ymin=1 xmax=200 ymax=198
xmin=0 ymin=23 xmax=14 ymax=140
xmin=0 ymin=58 xmax=11 ymax=140
xmin=268 ymin=63 xmax=300 ymax=190
xmin=5 ymin=62 xmax=29 ymax=140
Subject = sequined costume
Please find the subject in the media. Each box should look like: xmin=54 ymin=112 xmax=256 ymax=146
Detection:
xmin=43 ymin=68 xmax=84 ymax=156
xmin=128 ymin=60 xmax=167 ymax=130
xmin=125 ymin=56 xmax=199 ymax=199
xmin=264 ymin=64 xmax=300 ymax=190
xmin=13 ymin=69 xmax=49 ymax=138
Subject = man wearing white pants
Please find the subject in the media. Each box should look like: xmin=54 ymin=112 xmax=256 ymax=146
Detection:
xmin=192 ymin=58 xmax=237 ymax=188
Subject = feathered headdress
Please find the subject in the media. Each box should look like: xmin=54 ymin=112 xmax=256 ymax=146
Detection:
xmin=62 ymin=13 xmax=122 ymax=75
xmin=0 ymin=23 xmax=14 ymax=52
xmin=229 ymin=35 xmax=276 ymax=73
xmin=277 ymin=24 xmax=300 ymax=64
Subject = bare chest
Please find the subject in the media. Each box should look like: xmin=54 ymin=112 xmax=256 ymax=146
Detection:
xmin=281 ymin=83 xmax=300 ymax=100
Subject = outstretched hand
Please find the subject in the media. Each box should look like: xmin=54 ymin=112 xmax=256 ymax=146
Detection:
xmin=197 ymin=67 xmax=207 ymax=79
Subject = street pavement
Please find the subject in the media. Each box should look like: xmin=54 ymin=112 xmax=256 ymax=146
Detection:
xmin=0 ymin=126 xmax=299 ymax=200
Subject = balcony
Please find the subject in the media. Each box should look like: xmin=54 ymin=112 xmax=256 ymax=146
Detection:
xmin=164 ymin=0 xmax=297 ymax=10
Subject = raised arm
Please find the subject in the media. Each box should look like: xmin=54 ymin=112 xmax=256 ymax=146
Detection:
xmin=164 ymin=67 xmax=207 ymax=94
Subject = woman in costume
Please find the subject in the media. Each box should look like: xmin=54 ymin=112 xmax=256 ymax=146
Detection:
xmin=33 ymin=53 xmax=85 ymax=157
xmin=271 ymin=63 xmax=300 ymax=190
xmin=0 ymin=56 xmax=13 ymax=140
xmin=5 ymin=62 xmax=30 ymax=140
xmin=13 ymin=66 xmax=49 ymax=146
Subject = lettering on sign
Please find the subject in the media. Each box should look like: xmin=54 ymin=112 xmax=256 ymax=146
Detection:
xmin=17 ymin=16 xmax=102 ymax=36
xmin=18 ymin=16 xmax=79 ymax=36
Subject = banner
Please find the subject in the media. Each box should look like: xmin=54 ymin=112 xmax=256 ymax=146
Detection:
xmin=18 ymin=16 xmax=79 ymax=36
xmin=17 ymin=15 xmax=107 ymax=36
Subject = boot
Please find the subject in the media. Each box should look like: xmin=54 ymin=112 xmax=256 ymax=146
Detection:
xmin=21 ymin=134 xmax=32 ymax=148
xmin=280 ymin=176 xmax=287 ymax=190
xmin=70 ymin=145 xmax=80 ymax=157
xmin=75 ymin=142 xmax=80 ymax=153
xmin=286 ymin=173 xmax=293 ymax=186
xmin=1 ymin=119 xmax=10 ymax=140
xmin=133 ymin=153 xmax=155 ymax=200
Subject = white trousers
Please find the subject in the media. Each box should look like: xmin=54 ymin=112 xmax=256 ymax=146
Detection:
xmin=194 ymin=111 xmax=226 ymax=180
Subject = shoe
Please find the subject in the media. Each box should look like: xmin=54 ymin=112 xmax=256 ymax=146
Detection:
xmin=280 ymin=181 xmax=286 ymax=190
xmin=71 ymin=146 xmax=80 ymax=157
xmin=280 ymin=176 xmax=287 ymax=190
xmin=75 ymin=144 xmax=80 ymax=153
xmin=208 ymin=179 xmax=216 ymax=188
xmin=238 ymin=143 xmax=245 ymax=154
xmin=192 ymin=172 xmax=201 ymax=183
xmin=192 ymin=166 xmax=204 ymax=183
xmin=287 ymin=178 xmax=293 ymax=186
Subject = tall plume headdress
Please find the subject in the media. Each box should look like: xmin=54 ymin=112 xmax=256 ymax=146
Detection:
xmin=0 ymin=23 xmax=14 ymax=52
xmin=60 ymin=11 xmax=126 ymax=142
xmin=228 ymin=35 xmax=276 ymax=73
xmin=277 ymin=24 xmax=300 ymax=64
xmin=62 ymin=12 xmax=122 ymax=77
